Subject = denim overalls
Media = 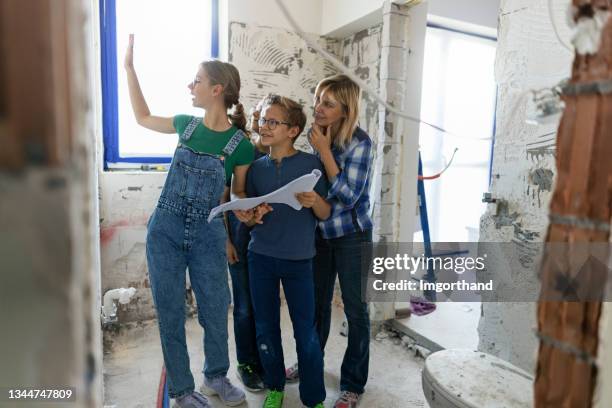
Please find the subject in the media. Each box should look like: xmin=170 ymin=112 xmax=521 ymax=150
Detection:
xmin=146 ymin=117 xmax=244 ymax=398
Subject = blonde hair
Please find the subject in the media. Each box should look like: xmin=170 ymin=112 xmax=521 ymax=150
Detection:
xmin=314 ymin=74 xmax=361 ymax=148
xmin=200 ymin=60 xmax=247 ymax=132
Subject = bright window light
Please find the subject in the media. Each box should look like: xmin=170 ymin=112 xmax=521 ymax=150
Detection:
xmin=418 ymin=27 xmax=497 ymax=242
xmin=114 ymin=0 xmax=212 ymax=158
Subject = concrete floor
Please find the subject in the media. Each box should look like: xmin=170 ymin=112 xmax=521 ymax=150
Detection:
xmin=393 ymin=301 xmax=480 ymax=352
xmin=103 ymin=304 xmax=427 ymax=408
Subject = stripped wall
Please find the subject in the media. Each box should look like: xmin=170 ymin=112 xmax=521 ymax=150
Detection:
xmin=478 ymin=0 xmax=573 ymax=372
xmin=228 ymin=22 xmax=340 ymax=152
xmin=99 ymin=172 xmax=165 ymax=322
xmin=341 ymin=25 xmax=383 ymax=146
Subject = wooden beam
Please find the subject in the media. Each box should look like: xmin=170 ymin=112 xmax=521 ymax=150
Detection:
xmin=535 ymin=1 xmax=612 ymax=407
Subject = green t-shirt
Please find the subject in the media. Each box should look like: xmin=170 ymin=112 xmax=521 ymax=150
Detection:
xmin=173 ymin=115 xmax=254 ymax=186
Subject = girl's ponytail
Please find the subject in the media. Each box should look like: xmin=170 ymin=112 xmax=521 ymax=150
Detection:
xmin=230 ymin=102 xmax=247 ymax=133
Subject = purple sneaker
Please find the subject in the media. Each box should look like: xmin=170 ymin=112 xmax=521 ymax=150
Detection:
xmin=173 ymin=391 xmax=211 ymax=408
xmin=200 ymin=376 xmax=246 ymax=406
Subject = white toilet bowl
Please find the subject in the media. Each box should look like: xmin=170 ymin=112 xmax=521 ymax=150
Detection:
xmin=422 ymin=349 xmax=534 ymax=408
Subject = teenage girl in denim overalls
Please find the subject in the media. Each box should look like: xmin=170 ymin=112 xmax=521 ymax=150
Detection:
xmin=124 ymin=35 xmax=252 ymax=408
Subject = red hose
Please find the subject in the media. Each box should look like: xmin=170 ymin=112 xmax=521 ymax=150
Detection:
xmin=418 ymin=148 xmax=458 ymax=180
xmin=156 ymin=365 xmax=167 ymax=408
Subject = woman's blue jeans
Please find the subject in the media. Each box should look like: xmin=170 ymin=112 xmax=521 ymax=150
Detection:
xmin=313 ymin=229 xmax=372 ymax=394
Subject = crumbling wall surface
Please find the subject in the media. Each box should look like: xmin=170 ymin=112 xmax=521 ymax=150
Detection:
xmin=535 ymin=0 xmax=612 ymax=406
xmin=228 ymin=22 xmax=341 ymax=152
xmin=478 ymin=0 xmax=573 ymax=372
xmin=340 ymin=25 xmax=382 ymax=142
xmin=99 ymin=172 xmax=167 ymax=323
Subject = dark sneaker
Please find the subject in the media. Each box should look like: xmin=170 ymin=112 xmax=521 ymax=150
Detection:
xmin=285 ymin=362 xmax=299 ymax=383
xmin=200 ymin=376 xmax=246 ymax=406
xmin=237 ymin=363 xmax=265 ymax=392
xmin=263 ymin=390 xmax=284 ymax=408
xmin=173 ymin=391 xmax=212 ymax=408
xmin=333 ymin=391 xmax=360 ymax=408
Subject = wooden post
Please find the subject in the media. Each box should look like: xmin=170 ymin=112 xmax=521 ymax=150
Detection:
xmin=535 ymin=1 xmax=612 ymax=407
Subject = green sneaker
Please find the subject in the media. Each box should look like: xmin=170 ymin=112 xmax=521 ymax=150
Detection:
xmin=263 ymin=390 xmax=284 ymax=408
xmin=312 ymin=403 xmax=325 ymax=408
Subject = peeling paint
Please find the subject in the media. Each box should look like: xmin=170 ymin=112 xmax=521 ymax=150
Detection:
xmin=492 ymin=201 xmax=519 ymax=229
xmin=513 ymin=222 xmax=540 ymax=242
xmin=530 ymin=168 xmax=554 ymax=204
xmin=353 ymin=28 xmax=370 ymax=43
xmin=526 ymin=146 xmax=555 ymax=160
xmin=354 ymin=66 xmax=370 ymax=80
xmin=526 ymin=167 xmax=554 ymax=206
xmin=384 ymin=121 xmax=394 ymax=138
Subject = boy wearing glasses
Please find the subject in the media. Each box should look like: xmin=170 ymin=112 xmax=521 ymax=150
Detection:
xmin=234 ymin=94 xmax=329 ymax=408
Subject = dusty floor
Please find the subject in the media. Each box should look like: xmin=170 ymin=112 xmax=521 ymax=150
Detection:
xmin=103 ymin=304 xmax=427 ymax=407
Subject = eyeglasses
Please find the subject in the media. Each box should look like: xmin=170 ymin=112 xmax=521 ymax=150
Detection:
xmin=258 ymin=117 xmax=292 ymax=130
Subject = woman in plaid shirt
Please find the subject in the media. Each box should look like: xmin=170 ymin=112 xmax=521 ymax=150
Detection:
xmin=287 ymin=74 xmax=374 ymax=408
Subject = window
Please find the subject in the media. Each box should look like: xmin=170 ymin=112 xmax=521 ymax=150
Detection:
xmin=417 ymin=26 xmax=497 ymax=242
xmin=100 ymin=0 xmax=219 ymax=167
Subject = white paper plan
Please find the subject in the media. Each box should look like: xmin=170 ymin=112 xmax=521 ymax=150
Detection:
xmin=207 ymin=169 xmax=322 ymax=222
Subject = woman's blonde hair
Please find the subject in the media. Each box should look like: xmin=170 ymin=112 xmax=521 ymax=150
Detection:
xmin=201 ymin=60 xmax=247 ymax=132
xmin=314 ymin=74 xmax=361 ymax=148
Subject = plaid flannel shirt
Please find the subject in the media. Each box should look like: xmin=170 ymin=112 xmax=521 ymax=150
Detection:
xmin=315 ymin=127 xmax=374 ymax=239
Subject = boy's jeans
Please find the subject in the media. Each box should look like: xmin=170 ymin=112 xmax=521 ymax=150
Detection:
xmin=313 ymin=229 xmax=372 ymax=394
xmin=248 ymin=251 xmax=326 ymax=407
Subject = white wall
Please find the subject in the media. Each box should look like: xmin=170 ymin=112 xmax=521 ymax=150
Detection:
xmin=428 ymin=0 xmax=499 ymax=30
xmin=226 ymin=0 xmax=323 ymax=33
xmin=321 ymin=0 xmax=382 ymax=37
xmin=321 ymin=0 xmax=500 ymax=38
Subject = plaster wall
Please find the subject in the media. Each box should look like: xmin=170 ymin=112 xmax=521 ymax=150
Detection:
xmin=477 ymin=0 xmax=573 ymax=372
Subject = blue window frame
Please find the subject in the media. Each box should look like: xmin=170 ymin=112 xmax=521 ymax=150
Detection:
xmin=99 ymin=0 xmax=219 ymax=168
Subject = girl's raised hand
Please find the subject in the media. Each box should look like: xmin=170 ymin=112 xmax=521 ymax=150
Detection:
xmin=124 ymin=34 xmax=134 ymax=70
xmin=309 ymin=124 xmax=332 ymax=153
